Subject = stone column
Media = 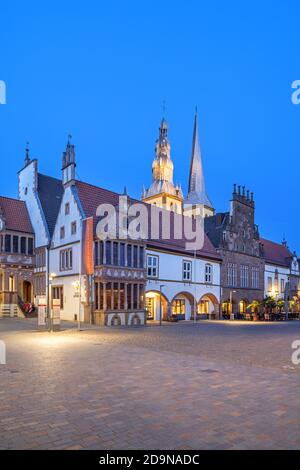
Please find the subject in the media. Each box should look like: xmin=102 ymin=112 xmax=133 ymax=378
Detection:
xmin=103 ymin=282 xmax=107 ymax=311
xmin=124 ymin=282 xmax=128 ymax=310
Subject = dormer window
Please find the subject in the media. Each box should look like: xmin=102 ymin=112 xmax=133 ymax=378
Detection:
xmin=60 ymin=226 xmax=65 ymax=239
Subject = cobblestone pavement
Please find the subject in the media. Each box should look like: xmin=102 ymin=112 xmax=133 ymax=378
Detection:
xmin=0 ymin=318 xmax=299 ymax=450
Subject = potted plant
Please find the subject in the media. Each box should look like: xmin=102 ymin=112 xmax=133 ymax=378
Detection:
xmin=250 ymin=300 xmax=261 ymax=321
xmin=262 ymin=296 xmax=276 ymax=321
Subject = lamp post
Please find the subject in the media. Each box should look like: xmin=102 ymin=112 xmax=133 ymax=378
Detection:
xmin=159 ymin=284 xmax=165 ymax=326
xmin=230 ymin=290 xmax=236 ymax=320
xmin=48 ymin=272 xmax=56 ymax=332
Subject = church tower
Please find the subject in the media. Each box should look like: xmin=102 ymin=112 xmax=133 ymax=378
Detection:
xmin=142 ymin=118 xmax=183 ymax=213
xmin=184 ymin=110 xmax=214 ymax=218
xmin=62 ymin=136 xmax=76 ymax=186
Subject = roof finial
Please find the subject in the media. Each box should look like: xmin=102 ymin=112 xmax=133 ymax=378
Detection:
xmin=67 ymin=134 xmax=72 ymax=145
xmin=25 ymin=141 xmax=30 ymax=166
xmin=162 ymin=100 xmax=166 ymax=118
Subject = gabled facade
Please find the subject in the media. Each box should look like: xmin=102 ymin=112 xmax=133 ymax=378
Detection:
xmin=205 ymin=185 xmax=264 ymax=317
xmin=46 ymin=140 xmax=221 ymax=325
xmin=261 ymin=238 xmax=300 ymax=311
xmin=0 ymin=196 xmax=35 ymax=317
xmin=18 ymin=147 xmax=63 ymax=311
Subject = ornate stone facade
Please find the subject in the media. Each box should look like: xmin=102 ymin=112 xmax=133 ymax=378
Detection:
xmin=205 ymin=185 xmax=264 ymax=317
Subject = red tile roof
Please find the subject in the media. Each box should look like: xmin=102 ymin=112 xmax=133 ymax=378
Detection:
xmin=0 ymin=196 xmax=33 ymax=234
xmin=76 ymin=180 xmax=221 ymax=261
xmin=260 ymin=238 xmax=292 ymax=267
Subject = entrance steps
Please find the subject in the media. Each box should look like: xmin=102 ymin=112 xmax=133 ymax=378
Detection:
xmin=0 ymin=304 xmax=19 ymax=318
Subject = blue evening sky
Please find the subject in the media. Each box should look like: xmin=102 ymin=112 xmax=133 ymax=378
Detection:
xmin=0 ymin=1 xmax=299 ymax=250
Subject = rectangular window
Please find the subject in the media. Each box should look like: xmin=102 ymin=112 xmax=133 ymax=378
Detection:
xmin=52 ymin=286 xmax=64 ymax=309
xmin=227 ymin=263 xmax=237 ymax=287
xmin=106 ymin=241 xmax=112 ymax=265
xmin=95 ymin=241 xmax=104 ymax=265
xmin=65 ymin=203 xmax=70 ymax=215
xmin=71 ymin=221 xmax=77 ymax=235
xmin=205 ymin=264 xmax=213 ymax=283
xmin=172 ymin=299 xmax=186 ymax=315
xmin=139 ymin=246 xmax=144 ymax=268
xmin=28 ymin=238 xmax=34 ymax=255
xmin=60 ymin=248 xmax=73 ymax=271
xmin=5 ymin=235 xmax=11 ymax=253
xmin=113 ymin=282 xmax=118 ymax=309
xmin=268 ymin=277 xmax=273 ymax=292
xmin=13 ymin=236 xmax=19 ymax=253
xmin=281 ymin=279 xmax=285 ymax=294
xmin=147 ymin=255 xmax=158 ymax=278
xmin=240 ymin=265 xmax=249 ymax=288
xmin=9 ymin=275 xmax=14 ymax=292
xmin=106 ymin=282 xmax=112 ymax=310
xmin=120 ymin=283 xmax=125 ymax=309
xmin=120 ymin=243 xmax=125 ymax=266
xmin=127 ymin=284 xmax=132 ymax=310
xmin=113 ymin=242 xmax=119 ymax=266
xmin=20 ymin=236 xmax=26 ymax=254
xmin=133 ymin=284 xmax=138 ymax=309
xmin=127 ymin=245 xmax=132 ymax=267
xmin=133 ymin=245 xmax=138 ymax=268
xmin=60 ymin=226 xmax=65 ymax=239
xmin=251 ymin=267 xmax=259 ymax=289
xmin=183 ymin=260 xmax=192 ymax=281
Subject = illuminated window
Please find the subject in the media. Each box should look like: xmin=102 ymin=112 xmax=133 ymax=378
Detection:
xmin=268 ymin=277 xmax=272 ymax=292
xmin=172 ymin=299 xmax=186 ymax=315
xmin=52 ymin=286 xmax=64 ymax=309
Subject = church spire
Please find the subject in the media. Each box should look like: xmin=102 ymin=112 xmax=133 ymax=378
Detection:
xmin=24 ymin=141 xmax=30 ymax=167
xmin=184 ymin=109 xmax=214 ymax=217
xmin=62 ymin=135 xmax=76 ymax=186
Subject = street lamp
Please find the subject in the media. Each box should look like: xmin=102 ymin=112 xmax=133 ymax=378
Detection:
xmin=48 ymin=272 xmax=56 ymax=332
xmin=159 ymin=284 xmax=165 ymax=326
xmin=230 ymin=290 xmax=236 ymax=321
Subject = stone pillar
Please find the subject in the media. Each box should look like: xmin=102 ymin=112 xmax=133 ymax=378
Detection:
xmin=103 ymin=282 xmax=107 ymax=311
xmin=137 ymin=284 xmax=140 ymax=310
xmin=167 ymin=301 xmax=172 ymax=320
xmin=124 ymin=282 xmax=128 ymax=310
